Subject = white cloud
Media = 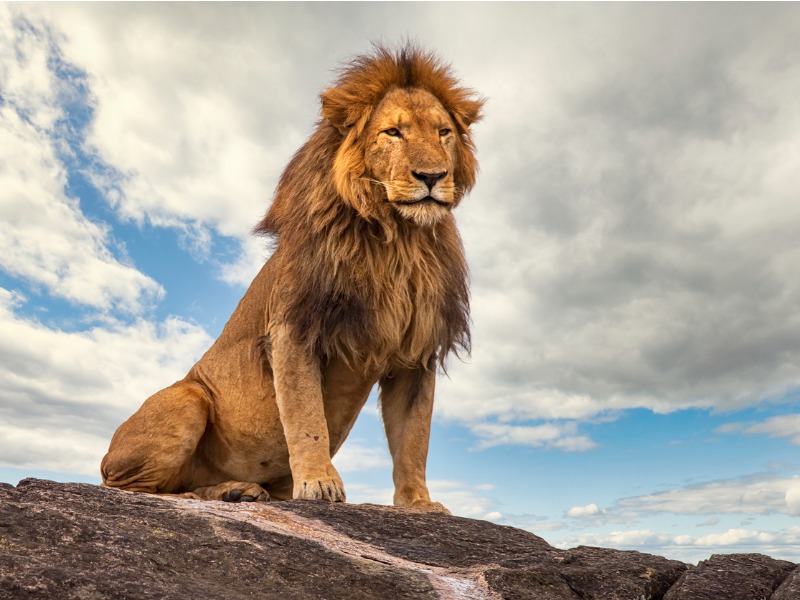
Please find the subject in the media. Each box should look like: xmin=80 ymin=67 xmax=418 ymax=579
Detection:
xmin=566 ymin=503 xmax=603 ymax=519
xmin=470 ymin=421 xmax=597 ymax=452
xmin=680 ymin=528 xmax=795 ymax=548
xmin=786 ymin=484 xmax=800 ymax=517
xmin=332 ymin=441 xmax=391 ymax=474
xmin=718 ymin=414 xmax=800 ymax=445
xmin=217 ymin=236 xmax=272 ymax=289
xmin=0 ymin=425 xmax=107 ymax=476
xmin=0 ymin=10 xmax=162 ymax=312
xmin=343 ymin=483 xmax=394 ymax=507
xmin=433 ymin=5 xmax=800 ymax=425
xmin=0 ymin=5 xmax=60 ymax=129
xmin=614 ymin=474 xmax=800 ymax=518
xmin=23 ymin=3 xmax=313 ymax=286
xmin=562 ymin=529 xmax=674 ymax=550
xmin=428 ymin=480 xmax=500 ymax=520
xmin=0 ymin=289 xmax=213 ymax=475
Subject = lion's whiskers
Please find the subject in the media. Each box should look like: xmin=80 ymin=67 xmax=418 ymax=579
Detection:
xmin=360 ymin=177 xmax=405 ymax=192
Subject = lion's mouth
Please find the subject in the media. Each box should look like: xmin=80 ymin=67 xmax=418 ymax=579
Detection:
xmin=394 ymin=196 xmax=450 ymax=208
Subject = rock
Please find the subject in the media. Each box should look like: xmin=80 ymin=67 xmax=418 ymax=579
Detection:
xmin=268 ymin=499 xmax=557 ymax=568
xmin=0 ymin=479 xmax=436 ymax=600
xmin=558 ymin=546 xmax=688 ymax=600
xmin=0 ymin=479 xmax=796 ymax=599
xmin=663 ymin=553 xmax=796 ymax=600
xmin=772 ymin=566 xmax=800 ymax=600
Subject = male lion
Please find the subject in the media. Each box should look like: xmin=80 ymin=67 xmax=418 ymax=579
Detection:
xmin=101 ymin=45 xmax=484 ymax=513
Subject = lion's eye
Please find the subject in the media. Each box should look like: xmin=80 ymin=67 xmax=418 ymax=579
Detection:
xmin=439 ymin=128 xmax=452 ymax=137
xmin=383 ymin=128 xmax=402 ymax=137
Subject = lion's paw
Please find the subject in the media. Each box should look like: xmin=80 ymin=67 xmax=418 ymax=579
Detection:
xmin=293 ymin=476 xmax=346 ymax=502
xmin=406 ymin=500 xmax=451 ymax=515
xmin=191 ymin=481 xmax=270 ymax=503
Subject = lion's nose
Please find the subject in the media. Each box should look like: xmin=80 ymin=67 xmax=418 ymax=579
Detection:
xmin=412 ymin=171 xmax=447 ymax=191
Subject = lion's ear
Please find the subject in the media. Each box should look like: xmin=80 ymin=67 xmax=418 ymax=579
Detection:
xmin=450 ymin=97 xmax=485 ymax=132
xmin=321 ymin=88 xmax=357 ymax=135
xmin=451 ymin=97 xmax=484 ymax=199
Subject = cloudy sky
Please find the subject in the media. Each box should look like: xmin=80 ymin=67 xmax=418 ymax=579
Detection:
xmin=2 ymin=3 xmax=800 ymax=563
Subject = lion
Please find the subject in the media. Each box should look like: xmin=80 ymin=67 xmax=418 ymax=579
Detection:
xmin=100 ymin=45 xmax=484 ymax=513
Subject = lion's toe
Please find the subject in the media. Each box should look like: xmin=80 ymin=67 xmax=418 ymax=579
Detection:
xmin=294 ymin=477 xmax=346 ymax=503
xmin=193 ymin=481 xmax=270 ymax=502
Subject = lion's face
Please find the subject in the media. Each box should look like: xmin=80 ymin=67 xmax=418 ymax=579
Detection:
xmin=363 ymin=88 xmax=459 ymax=227
xmin=316 ymin=48 xmax=483 ymax=231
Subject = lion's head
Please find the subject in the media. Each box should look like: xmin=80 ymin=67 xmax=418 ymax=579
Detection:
xmin=320 ymin=45 xmax=484 ymax=227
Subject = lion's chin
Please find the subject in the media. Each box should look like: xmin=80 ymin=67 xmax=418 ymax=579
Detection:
xmin=392 ymin=201 xmax=450 ymax=227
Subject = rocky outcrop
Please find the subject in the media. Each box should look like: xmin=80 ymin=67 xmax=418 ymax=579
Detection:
xmin=0 ymin=479 xmax=796 ymax=599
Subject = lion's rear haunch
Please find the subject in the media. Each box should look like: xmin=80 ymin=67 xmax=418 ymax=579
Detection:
xmin=102 ymin=44 xmax=484 ymax=511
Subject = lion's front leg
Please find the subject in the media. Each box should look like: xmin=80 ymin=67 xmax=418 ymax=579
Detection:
xmin=271 ymin=324 xmax=346 ymax=502
xmin=379 ymin=365 xmax=450 ymax=514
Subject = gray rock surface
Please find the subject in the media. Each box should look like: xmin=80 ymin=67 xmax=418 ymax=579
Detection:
xmin=773 ymin=566 xmax=800 ymax=600
xmin=663 ymin=553 xmax=796 ymax=600
xmin=0 ymin=479 xmax=796 ymax=599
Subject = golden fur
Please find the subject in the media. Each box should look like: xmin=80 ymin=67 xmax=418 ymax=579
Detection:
xmin=101 ymin=45 xmax=484 ymax=511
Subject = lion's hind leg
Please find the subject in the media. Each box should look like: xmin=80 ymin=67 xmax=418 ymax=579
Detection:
xmin=101 ymin=379 xmax=210 ymax=495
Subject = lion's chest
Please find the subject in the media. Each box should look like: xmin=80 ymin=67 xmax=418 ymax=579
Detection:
xmin=283 ymin=222 xmax=466 ymax=373
xmin=370 ymin=282 xmax=441 ymax=368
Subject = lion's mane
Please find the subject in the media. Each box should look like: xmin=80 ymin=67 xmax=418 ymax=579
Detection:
xmin=254 ymin=45 xmax=484 ymax=378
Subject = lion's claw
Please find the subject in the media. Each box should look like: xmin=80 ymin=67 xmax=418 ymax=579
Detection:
xmin=294 ymin=477 xmax=346 ymax=502
xmin=222 ymin=489 xmax=242 ymax=502
xmin=223 ymin=490 xmax=259 ymax=502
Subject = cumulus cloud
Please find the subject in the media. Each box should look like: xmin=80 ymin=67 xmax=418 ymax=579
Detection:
xmin=435 ymin=4 xmax=800 ymax=427
xmin=786 ymin=484 xmax=800 ymax=517
xmin=0 ymin=289 xmax=213 ymax=475
xmin=0 ymin=8 xmax=162 ymax=312
xmin=566 ymin=503 xmax=604 ymax=519
xmin=23 ymin=3 xmax=325 ymax=286
xmin=0 ymin=9 xmax=219 ymax=476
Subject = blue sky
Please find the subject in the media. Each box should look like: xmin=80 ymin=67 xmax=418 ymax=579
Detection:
xmin=2 ymin=3 xmax=800 ymax=564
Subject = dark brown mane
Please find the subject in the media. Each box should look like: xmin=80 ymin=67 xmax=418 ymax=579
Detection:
xmin=253 ymin=44 xmax=482 ymax=375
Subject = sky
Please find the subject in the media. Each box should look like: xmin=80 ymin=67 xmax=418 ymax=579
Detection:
xmin=1 ymin=2 xmax=799 ymax=564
